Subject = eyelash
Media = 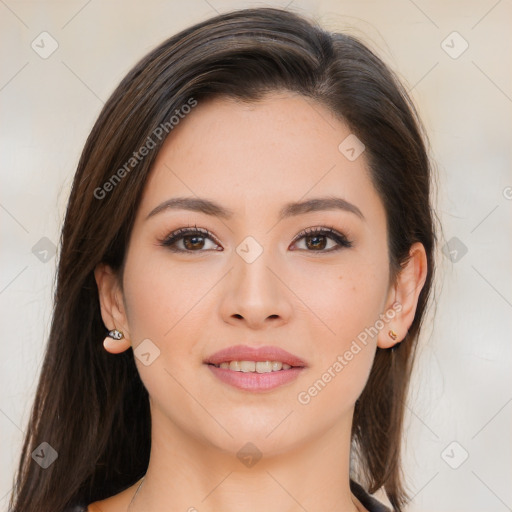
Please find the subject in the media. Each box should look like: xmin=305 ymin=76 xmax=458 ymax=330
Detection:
xmin=159 ymin=224 xmax=353 ymax=254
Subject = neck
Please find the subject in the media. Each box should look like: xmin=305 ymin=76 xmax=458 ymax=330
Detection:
xmin=130 ymin=405 xmax=362 ymax=512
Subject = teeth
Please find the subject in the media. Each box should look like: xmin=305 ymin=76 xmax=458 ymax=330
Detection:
xmin=215 ymin=360 xmax=294 ymax=372
xmin=271 ymin=361 xmax=282 ymax=371
xmin=229 ymin=361 xmax=241 ymax=371
xmin=240 ymin=361 xmax=256 ymax=372
xmin=256 ymin=361 xmax=272 ymax=373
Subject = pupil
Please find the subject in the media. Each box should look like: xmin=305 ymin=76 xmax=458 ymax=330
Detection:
xmin=306 ymin=235 xmax=326 ymax=250
xmin=184 ymin=235 xmax=204 ymax=250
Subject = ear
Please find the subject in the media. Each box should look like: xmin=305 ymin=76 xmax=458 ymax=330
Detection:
xmin=377 ymin=242 xmax=428 ymax=349
xmin=94 ymin=263 xmax=131 ymax=354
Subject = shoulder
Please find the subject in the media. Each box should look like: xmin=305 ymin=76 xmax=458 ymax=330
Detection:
xmin=85 ymin=482 xmax=139 ymax=512
xmin=61 ymin=496 xmax=122 ymax=512
xmin=84 ymin=499 xmax=118 ymax=512
xmin=87 ymin=504 xmax=105 ymax=512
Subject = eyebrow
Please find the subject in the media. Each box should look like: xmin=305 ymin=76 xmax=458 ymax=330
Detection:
xmin=145 ymin=196 xmax=365 ymax=222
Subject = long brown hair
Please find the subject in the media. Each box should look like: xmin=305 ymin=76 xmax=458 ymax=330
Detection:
xmin=9 ymin=7 xmax=438 ymax=511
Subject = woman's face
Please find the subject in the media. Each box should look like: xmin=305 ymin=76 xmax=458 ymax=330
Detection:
xmin=113 ymin=93 xmax=399 ymax=456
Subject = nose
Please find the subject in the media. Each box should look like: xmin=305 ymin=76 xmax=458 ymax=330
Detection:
xmin=218 ymin=246 xmax=293 ymax=329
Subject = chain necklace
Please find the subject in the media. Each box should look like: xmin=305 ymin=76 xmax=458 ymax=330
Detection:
xmin=126 ymin=476 xmax=145 ymax=512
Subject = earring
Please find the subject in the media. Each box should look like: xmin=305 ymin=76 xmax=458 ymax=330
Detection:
xmin=388 ymin=329 xmax=398 ymax=341
xmin=108 ymin=329 xmax=124 ymax=340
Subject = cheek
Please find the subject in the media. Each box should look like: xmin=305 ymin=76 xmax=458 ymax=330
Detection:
xmin=291 ymin=256 xmax=389 ymax=348
xmin=288 ymin=259 xmax=387 ymax=408
xmin=293 ymin=266 xmax=384 ymax=413
xmin=123 ymin=251 xmax=215 ymax=342
xmin=121 ymin=254 xmax=217 ymax=423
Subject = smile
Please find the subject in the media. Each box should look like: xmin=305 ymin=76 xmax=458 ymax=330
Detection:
xmin=205 ymin=361 xmax=305 ymax=392
xmin=204 ymin=344 xmax=307 ymax=391
xmin=210 ymin=360 xmax=293 ymax=372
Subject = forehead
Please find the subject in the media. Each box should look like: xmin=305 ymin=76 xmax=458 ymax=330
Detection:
xmin=138 ymin=93 xmax=385 ymax=226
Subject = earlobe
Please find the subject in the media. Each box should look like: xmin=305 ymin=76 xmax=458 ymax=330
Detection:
xmin=94 ymin=263 xmax=131 ymax=353
xmin=377 ymin=324 xmax=404 ymax=349
xmin=103 ymin=328 xmax=131 ymax=354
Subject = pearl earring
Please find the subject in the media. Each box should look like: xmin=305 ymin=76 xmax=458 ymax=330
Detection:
xmin=108 ymin=329 xmax=124 ymax=340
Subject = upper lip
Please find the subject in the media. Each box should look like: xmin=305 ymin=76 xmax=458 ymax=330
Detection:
xmin=204 ymin=344 xmax=307 ymax=367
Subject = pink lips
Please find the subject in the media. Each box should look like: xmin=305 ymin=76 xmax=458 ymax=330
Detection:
xmin=204 ymin=344 xmax=307 ymax=367
xmin=204 ymin=344 xmax=307 ymax=392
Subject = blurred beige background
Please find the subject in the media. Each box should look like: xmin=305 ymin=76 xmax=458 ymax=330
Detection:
xmin=1 ymin=1 xmax=511 ymax=511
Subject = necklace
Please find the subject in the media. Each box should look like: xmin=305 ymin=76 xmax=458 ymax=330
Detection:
xmin=126 ymin=476 xmax=145 ymax=512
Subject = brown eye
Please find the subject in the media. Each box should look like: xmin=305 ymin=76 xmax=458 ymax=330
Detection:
xmin=304 ymin=234 xmax=330 ymax=250
xmin=182 ymin=234 xmax=207 ymax=250
xmin=160 ymin=227 xmax=221 ymax=253
xmin=292 ymin=227 xmax=353 ymax=252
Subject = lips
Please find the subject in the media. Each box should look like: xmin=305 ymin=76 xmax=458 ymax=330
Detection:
xmin=204 ymin=344 xmax=307 ymax=392
xmin=204 ymin=344 xmax=307 ymax=368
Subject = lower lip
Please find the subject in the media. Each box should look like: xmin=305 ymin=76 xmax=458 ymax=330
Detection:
xmin=206 ymin=364 xmax=305 ymax=392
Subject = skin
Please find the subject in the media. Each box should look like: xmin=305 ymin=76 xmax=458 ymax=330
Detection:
xmin=92 ymin=92 xmax=427 ymax=512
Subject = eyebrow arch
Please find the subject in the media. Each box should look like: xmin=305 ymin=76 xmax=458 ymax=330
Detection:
xmin=145 ymin=196 xmax=365 ymax=222
xmin=146 ymin=197 xmax=235 ymax=220
xmin=278 ymin=196 xmax=365 ymax=222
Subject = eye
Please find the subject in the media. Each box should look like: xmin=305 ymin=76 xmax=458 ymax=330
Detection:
xmin=159 ymin=225 xmax=222 ymax=253
xmin=291 ymin=226 xmax=353 ymax=253
xmin=159 ymin=225 xmax=353 ymax=254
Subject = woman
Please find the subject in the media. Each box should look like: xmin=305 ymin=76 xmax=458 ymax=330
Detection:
xmin=9 ymin=7 xmax=437 ymax=512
